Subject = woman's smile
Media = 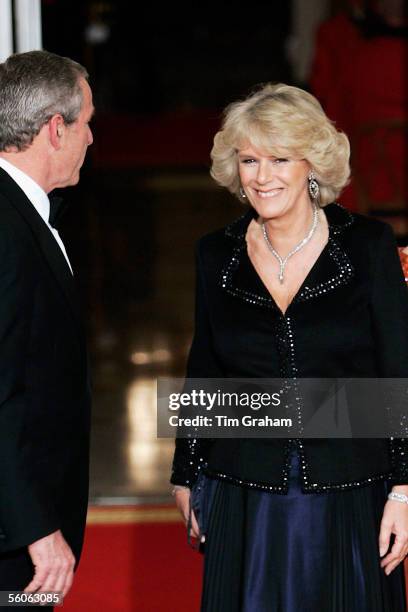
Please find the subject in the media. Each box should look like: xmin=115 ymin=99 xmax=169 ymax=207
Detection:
xmin=254 ymin=187 xmax=284 ymax=199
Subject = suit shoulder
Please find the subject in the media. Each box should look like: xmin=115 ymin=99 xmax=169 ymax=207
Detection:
xmin=0 ymin=191 xmax=28 ymax=226
xmin=194 ymin=214 xmax=246 ymax=271
xmin=0 ymin=195 xmax=20 ymax=237
xmin=336 ymin=208 xmax=399 ymax=271
xmin=329 ymin=204 xmax=395 ymax=247
xmin=0 ymin=193 xmax=31 ymax=242
xmin=196 ymin=227 xmax=227 ymax=254
xmin=196 ymin=210 xmax=251 ymax=253
xmin=349 ymin=210 xmax=392 ymax=238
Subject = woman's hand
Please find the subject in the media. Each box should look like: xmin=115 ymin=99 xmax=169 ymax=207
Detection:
xmin=174 ymin=487 xmax=201 ymax=539
xmin=379 ymin=496 xmax=408 ymax=575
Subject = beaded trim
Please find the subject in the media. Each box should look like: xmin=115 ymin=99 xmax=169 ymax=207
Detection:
xmin=171 ymin=437 xmax=209 ymax=487
xmin=302 ymin=465 xmax=391 ymax=492
xmin=204 ymin=469 xmax=287 ymax=494
xmin=389 ymin=437 xmax=408 ymax=482
xmin=274 ymin=317 xmax=303 ymax=448
xmin=220 ymin=238 xmax=354 ymax=311
xmin=276 ymin=315 xmax=305 ymax=480
xmin=205 ymin=440 xmax=295 ymax=494
xmin=220 ymin=243 xmax=277 ymax=309
xmin=205 ymin=464 xmax=393 ymax=494
xmin=224 ymin=209 xmax=255 ymax=240
xmin=296 ymin=237 xmax=354 ymax=303
xmin=220 ymin=208 xmax=355 ymax=312
xmin=328 ymin=204 xmax=354 ymax=235
xmin=224 ymin=202 xmax=354 ymax=241
xmin=192 ymin=444 xmax=400 ymax=493
xmin=218 ymin=203 xmax=387 ymax=494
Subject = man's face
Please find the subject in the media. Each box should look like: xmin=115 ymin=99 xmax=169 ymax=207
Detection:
xmin=57 ymin=78 xmax=94 ymax=187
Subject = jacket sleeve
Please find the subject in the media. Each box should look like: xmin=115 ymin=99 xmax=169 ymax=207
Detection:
xmin=0 ymin=224 xmax=59 ymax=553
xmin=370 ymin=223 xmax=408 ymax=484
xmin=171 ymin=242 xmax=225 ymax=487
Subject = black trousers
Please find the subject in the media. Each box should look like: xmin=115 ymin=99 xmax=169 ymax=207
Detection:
xmin=0 ymin=548 xmax=53 ymax=610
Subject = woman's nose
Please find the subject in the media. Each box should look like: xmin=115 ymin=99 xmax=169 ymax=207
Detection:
xmin=256 ymin=160 xmax=273 ymax=184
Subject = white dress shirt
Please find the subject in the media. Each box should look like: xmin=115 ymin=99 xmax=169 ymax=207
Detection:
xmin=0 ymin=157 xmax=73 ymax=273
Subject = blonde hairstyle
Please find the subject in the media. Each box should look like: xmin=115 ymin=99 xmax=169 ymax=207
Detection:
xmin=210 ymin=83 xmax=351 ymax=206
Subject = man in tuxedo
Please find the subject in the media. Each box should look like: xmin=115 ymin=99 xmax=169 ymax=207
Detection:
xmin=0 ymin=50 xmax=93 ymax=606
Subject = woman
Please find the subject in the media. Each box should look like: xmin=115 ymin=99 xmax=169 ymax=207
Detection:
xmin=171 ymin=83 xmax=408 ymax=611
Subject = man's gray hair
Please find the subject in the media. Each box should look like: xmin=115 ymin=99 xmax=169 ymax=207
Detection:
xmin=0 ymin=50 xmax=89 ymax=152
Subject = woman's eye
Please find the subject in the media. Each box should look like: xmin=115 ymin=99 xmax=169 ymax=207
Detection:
xmin=274 ymin=158 xmax=288 ymax=164
xmin=241 ymin=158 xmax=256 ymax=164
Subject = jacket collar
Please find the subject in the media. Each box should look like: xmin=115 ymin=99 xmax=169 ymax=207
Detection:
xmin=221 ymin=202 xmax=355 ymax=314
xmin=0 ymin=168 xmax=82 ymax=327
xmin=225 ymin=202 xmax=354 ymax=241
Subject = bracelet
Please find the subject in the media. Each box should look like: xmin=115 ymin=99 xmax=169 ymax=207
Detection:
xmin=388 ymin=492 xmax=408 ymax=504
xmin=171 ymin=485 xmax=190 ymax=496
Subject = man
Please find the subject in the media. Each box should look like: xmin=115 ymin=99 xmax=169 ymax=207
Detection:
xmin=0 ymin=50 xmax=93 ymax=607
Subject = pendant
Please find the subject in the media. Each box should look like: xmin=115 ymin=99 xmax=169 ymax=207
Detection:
xmin=262 ymin=205 xmax=319 ymax=287
xmin=278 ymin=262 xmax=285 ymax=284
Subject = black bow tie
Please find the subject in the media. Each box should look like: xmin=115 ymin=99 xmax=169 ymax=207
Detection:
xmin=49 ymin=195 xmax=68 ymax=230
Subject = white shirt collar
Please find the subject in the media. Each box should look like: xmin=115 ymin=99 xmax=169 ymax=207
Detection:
xmin=0 ymin=157 xmax=50 ymax=223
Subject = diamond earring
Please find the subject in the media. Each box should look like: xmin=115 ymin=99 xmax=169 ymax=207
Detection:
xmin=239 ymin=187 xmax=247 ymax=199
xmin=308 ymin=171 xmax=320 ymax=201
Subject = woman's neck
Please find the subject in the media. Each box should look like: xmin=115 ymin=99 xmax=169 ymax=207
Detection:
xmin=262 ymin=200 xmax=317 ymax=255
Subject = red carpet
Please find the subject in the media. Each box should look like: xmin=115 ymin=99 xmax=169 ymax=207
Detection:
xmin=62 ymin=506 xmax=202 ymax=612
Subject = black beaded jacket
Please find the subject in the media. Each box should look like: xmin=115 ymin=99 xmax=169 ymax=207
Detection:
xmin=171 ymin=203 xmax=408 ymax=494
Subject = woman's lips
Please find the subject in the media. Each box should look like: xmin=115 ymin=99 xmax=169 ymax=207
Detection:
xmin=255 ymin=188 xmax=283 ymax=198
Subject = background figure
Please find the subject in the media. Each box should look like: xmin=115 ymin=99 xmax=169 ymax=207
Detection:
xmin=0 ymin=51 xmax=93 ymax=609
xmin=311 ymin=0 xmax=408 ymax=237
xmin=400 ymin=247 xmax=408 ymax=280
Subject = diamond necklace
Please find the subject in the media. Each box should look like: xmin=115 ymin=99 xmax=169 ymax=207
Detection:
xmin=261 ymin=205 xmax=319 ymax=284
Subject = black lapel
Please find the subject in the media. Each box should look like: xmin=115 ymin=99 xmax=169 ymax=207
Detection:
xmin=0 ymin=168 xmax=81 ymax=325
xmin=220 ymin=203 xmax=355 ymax=312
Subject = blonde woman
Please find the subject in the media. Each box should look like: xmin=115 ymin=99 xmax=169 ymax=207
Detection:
xmin=171 ymin=84 xmax=408 ymax=611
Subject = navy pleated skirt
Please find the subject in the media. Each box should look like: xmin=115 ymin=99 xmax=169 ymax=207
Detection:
xmin=193 ymin=452 xmax=406 ymax=612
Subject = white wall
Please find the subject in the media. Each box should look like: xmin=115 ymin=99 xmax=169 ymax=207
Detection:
xmin=0 ymin=0 xmax=42 ymax=61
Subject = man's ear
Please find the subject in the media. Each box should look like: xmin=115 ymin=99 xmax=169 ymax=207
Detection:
xmin=48 ymin=115 xmax=64 ymax=149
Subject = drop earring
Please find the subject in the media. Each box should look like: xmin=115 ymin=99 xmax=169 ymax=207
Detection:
xmin=308 ymin=171 xmax=320 ymax=201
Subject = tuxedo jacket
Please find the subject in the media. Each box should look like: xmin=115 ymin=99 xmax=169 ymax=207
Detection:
xmin=0 ymin=169 xmax=91 ymax=560
xmin=171 ymin=203 xmax=408 ymax=493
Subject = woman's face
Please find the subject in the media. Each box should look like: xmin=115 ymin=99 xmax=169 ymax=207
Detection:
xmin=238 ymin=143 xmax=311 ymax=221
